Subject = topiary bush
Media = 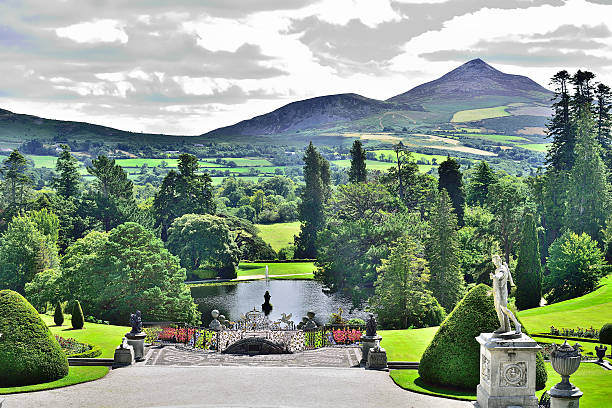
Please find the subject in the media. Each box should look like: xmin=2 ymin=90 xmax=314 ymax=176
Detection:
xmin=54 ymin=301 xmax=64 ymax=326
xmin=72 ymin=300 xmax=84 ymax=329
xmin=600 ymin=323 xmax=612 ymax=348
xmin=0 ymin=289 xmax=69 ymax=387
xmin=418 ymin=284 xmax=547 ymax=390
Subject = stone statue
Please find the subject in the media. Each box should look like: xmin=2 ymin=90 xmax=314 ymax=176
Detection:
xmin=262 ymin=291 xmax=273 ymax=316
xmin=129 ymin=310 xmax=142 ymax=334
xmin=209 ymin=309 xmax=222 ymax=331
xmin=491 ymin=255 xmax=521 ymax=336
xmin=365 ymin=313 xmax=377 ymax=337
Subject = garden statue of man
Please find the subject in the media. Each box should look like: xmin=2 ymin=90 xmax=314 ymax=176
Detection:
xmin=129 ymin=310 xmax=143 ymax=334
xmin=491 ymin=255 xmax=521 ymax=336
xmin=365 ymin=313 xmax=377 ymax=337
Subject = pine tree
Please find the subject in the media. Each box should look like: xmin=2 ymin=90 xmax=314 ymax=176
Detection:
xmin=427 ymin=189 xmax=465 ymax=312
xmin=71 ymin=300 xmax=84 ymax=329
xmin=0 ymin=149 xmax=32 ymax=210
xmin=515 ymin=214 xmax=542 ymax=310
xmin=467 ymin=161 xmax=497 ymax=206
xmin=348 ymin=140 xmax=367 ymax=183
xmin=294 ymin=142 xmax=329 ymax=258
xmin=437 ymin=156 xmax=465 ymax=226
xmin=565 ymin=109 xmax=611 ymax=243
xmin=595 ymin=83 xmax=612 ymax=179
xmin=546 ymin=71 xmax=573 ymax=172
xmin=54 ymin=301 xmax=64 ymax=326
xmin=53 ymin=145 xmax=81 ymax=198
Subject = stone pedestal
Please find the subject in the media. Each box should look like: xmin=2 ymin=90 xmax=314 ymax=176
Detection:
xmin=125 ymin=331 xmax=147 ymax=361
xmin=549 ymin=386 xmax=583 ymax=408
xmin=360 ymin=335 xmax=382 ymax=365
xmin=366 ymin=346 xmax=388 ymax=370
xmin=114 ymin=341 xmax=134 ymax=368
xmin=476 ymin=332 xmax=541 ymax=408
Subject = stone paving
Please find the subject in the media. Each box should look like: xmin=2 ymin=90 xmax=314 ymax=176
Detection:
xmin=145 ymin=345 xmax=361 ymax=368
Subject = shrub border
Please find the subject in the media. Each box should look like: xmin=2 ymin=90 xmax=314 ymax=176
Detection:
xmin=66 ymin=343 xmax=102 ymax=359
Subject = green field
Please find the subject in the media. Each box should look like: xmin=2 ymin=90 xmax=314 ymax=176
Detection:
xmin=255 ymin=221 xmax=301 ymax=251
xmin=451 ymin=106 xmax=511 ymax=122
xmin=517 ymin=143 xmax=550 ymax=152
xmin=26 ymin=155 xmax=61 ymax=168
xmin=237 ymin=261 xmax=315 ymax=279
xmin=0 ymin=366 xmax=109 ymax=395
xmin=202 ymin=157 xmax=273 ymax=167
xmin=460 ymin=133 xmax=528 ymax=143
xmin=370 ymin=150 xmax=450 ymax=164
xmin=331 ymin=159 xmax=396 ymax=171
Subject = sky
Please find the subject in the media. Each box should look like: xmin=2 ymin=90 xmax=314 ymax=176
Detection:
xmin=0 ymin=0 xmax=611 ymax=135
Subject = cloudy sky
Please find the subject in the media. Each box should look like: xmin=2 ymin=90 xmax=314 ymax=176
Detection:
xmin=1 ymin=0 xmax=611 ymax=135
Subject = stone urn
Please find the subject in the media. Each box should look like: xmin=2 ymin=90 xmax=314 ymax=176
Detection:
xmin=550 ymin=340 xmax=581 ymax=390
xmin=595 ymin=345 xmax=607 ymax=364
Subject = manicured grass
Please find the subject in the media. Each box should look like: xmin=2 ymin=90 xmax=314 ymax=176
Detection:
xmin=390 ymin=370 xmax=477 ymax=401
xmin=0 ymin=366 xmax=108 ymax=394
xmin=40 ymin=314 xmax=128 ymax=358
xmin=517 ymin=143 xmax=551 ymax=152
xmin=237 ymin=261 xmax=315 ymax=278
xmin=255 ymin=221 xmax=300 ymax=251
xmin=519 ymin=275 xmax=612 ymax=333
xmin=379 ymin=327 xmax=439 ymax=361
xmin=451 ymin=106 xmax=511 ymax=122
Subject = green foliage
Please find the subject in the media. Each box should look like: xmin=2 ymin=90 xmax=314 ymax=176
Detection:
xmin=54 ymin=301 xmax=64 ymax=326
xmin=154 ymin=153 xmax=216 ymax=240
xmin=599 ymin=323 xmax=612 ymax=346
xmin=53 ymin=145 xmax=81 ymax=198
xmin=418 ymin=284 xmax=499 ymax=390
xmin=437 ymin=156 xmax=465 ymax=226
xmin=167 ymin=214 xmax=240 ymax=278
xmin=457 ymin=206 xmax=497 ymax=284
xmin=544 ymin=231 xmax=605 ymax=303
xmin=515 ymin=214 xmax=542 ymax=310
xmin=546 ymin=70 xmax=574 ymax=172
xmin=349 ymin=140 xmax=367 ymax=183
xmin=535 ymin=351 xmax=547 ymax=391
xmin=0 ymin=290 xmax=69 ymax=387
xmin=371 ymin=236 xmax=445 ymax=329
xmin=25 ymin=268 xmax=61 ymax=312
xmin=466 ymin=161 xmax=497 ymax=206
xmin=427 ymin=189 xmax=465 ymax=312
xmin=72 ymin=300 xmax=85 ymax=329
xmin=295 ymin=142 xmax=329 ymax=258
xmin=61 ymin=223 xmax=199 ymax=325
xmin=0 ymin=149 xmax=32 ymax=211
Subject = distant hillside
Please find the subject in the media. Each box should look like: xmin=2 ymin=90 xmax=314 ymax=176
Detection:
xmin=203 ymin=93 xmax=422 ymax=137
xmin=388 ymin=58 xmax=552 ymax=105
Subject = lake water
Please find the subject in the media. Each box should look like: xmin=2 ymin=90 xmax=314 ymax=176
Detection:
xmin=190 ymin=280 xmax=366 ymax=326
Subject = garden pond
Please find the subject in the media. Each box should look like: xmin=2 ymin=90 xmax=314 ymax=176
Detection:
xmin=190 ymin=279 xmax=366 ymax=326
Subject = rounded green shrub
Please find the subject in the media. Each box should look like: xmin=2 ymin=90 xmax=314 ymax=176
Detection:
xmin=600 ymin=323 xmax=612 ymax=346
xmin=54 ymin=301 xmax=64 ymax=326
xmin=72 ymin=300 xmax=84 ymax=329
xmin=0 ymin=289 xmax=69 ymax=387
xmin=418 ymin=284 xmax=547 ymax=390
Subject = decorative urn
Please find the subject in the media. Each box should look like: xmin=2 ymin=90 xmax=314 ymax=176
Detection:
xmin=595 ymin=345 xmax=607 ymax=364
xmin=550 ymin=340 xmax=581 ymax=390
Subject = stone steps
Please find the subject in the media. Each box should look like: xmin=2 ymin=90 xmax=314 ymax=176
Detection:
xmin=68 ymin=358 xmax=114 ymax=367
xmin=387 ymin=361 xmax=419 ymax=369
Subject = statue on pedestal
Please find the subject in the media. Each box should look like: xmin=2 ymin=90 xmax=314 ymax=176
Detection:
xmin=129 ymin=310 xmax=142 ymax=334
xmin=365 ymin=313 xmax=377 ymax=337
xmin=491 ymin=255 xmax=521 ymax=336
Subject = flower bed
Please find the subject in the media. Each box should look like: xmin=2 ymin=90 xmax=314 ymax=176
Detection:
xmin=55 ymin=335 xmax=102 ymax=358
xmin=548 ymin=326 xmax=599 ymax=339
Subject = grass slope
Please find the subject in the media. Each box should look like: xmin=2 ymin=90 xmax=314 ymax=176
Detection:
xmin=255 ymin=221 xmax=300 ymax=251
xmin=451 ymin=106 xmax=511 ymax=122
xmin=517 ymin=143 xmax=550 ymax=152
xmin=40 ymin=314 xmax=129 ymax=358
xmin=0 ymin=366 xmax=108 ymax=395
xmin=237 ymin=262 xmax=315 ymax=279
xmin=378 ymin=327 xmax=439 ymax=361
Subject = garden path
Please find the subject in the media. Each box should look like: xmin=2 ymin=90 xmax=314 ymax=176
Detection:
xmin=5 ymin=365 xmax=473 ymax=408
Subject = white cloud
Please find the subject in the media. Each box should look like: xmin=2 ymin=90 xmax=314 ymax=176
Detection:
xmin=56 ymin=19 xmax=128 ymax=44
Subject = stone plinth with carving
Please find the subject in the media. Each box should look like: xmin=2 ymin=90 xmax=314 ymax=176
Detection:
xmin=360 ymin=335 xmax=381 ymax=365
xmin=114 ymin=337 xmax=135 ymax=368
xmin=476 ymin=332 xmax=541 ymax=408
xmin=366 ymin=345 xmax=388 ymax=370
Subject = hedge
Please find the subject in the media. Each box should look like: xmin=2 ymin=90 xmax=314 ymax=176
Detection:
xmin=0 ymin=290 xmax=69 ymax=387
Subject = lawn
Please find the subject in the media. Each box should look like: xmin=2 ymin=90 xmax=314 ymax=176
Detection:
xmin=40 ymin=314 xmax=129 ymax=358
xmin=237 ymin=261 xmax=315 ymax=279
xmin=517 ymin=143 xmax=551 ymax=152
xmin=451 ymin=106 xmax=511 ymax=122
xmin=255 ymin=221 xmax=300 ymax=251
xmin=379 ymin=327 xmax=439 ymax=361
xmin=0 ymin=366 xmax=109 ymax=395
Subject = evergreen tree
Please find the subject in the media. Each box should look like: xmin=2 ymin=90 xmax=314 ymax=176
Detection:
xmin=565 ymin=109 xmax=611 ymax=243
xmin=53 ymin=145 xmax=81 ymax=198
xmin=466 ymin=161 xmax=497 ymax=206
xmin=71 ymin=300 xmax=84 ymax=329
xmin=595 ymin=83 xmax=612 ymax=178
xmin=54 ymin=301 xmax=64 ymax=326
xmin=348 ymin=140 xmax=367 ymax=183
xmin=0 ymin=149 xmax=32 ymax=211
xmin=427 ymin=189 xmax=465 ymax=312
xmin=515 ymin=214 xmax=542 ymax=310
xmin=154 ymin=153 xmax=216 ymax=240
xmin=437 ymin=156 xmax=465 ymax=226
xmin=295 ymin=142 xmax=329 ymax=258
xmin=546 ymin=70 xmax=573 ymax=172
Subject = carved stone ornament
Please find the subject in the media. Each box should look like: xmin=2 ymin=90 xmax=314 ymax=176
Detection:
xmin=481 ymin=354 xmax=490 ymax=383
xmin=499 ymin=361 xmax=527 ymax=387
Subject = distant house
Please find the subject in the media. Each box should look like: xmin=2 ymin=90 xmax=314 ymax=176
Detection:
xmin=164 ymin=150 xmax=180 ymax=154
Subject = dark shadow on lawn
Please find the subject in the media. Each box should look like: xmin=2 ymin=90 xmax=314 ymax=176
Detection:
xmin=413 ymin=376 xmax=476 ymax=399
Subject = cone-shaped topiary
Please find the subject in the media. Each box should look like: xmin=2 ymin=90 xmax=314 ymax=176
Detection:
xmin=71 ymin=300 xmax=84 ymax=329
xmin=54 ymin=301 xmax=64 ymax=326
xmin=418 ymin=284 xmax=547 ymax=390
xmin=0 ymin=290 xmax=69 ymax=386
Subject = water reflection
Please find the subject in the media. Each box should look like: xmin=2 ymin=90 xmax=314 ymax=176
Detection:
xmin=190 ymin=280 xmax=366 ymax=326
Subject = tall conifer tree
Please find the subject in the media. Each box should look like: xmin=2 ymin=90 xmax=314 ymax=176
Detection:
xmin=467 ymin=161 xmax=496 ymax=206
xmin=515 ymin=214 xmax=542 ymax=310
xmin=53 ymin=145 xmax=81 ymax=199
xmin=348 ymin=140 xmax=367 ymax=183
xmin=438 ymin=156 xmax=465 ymax=226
